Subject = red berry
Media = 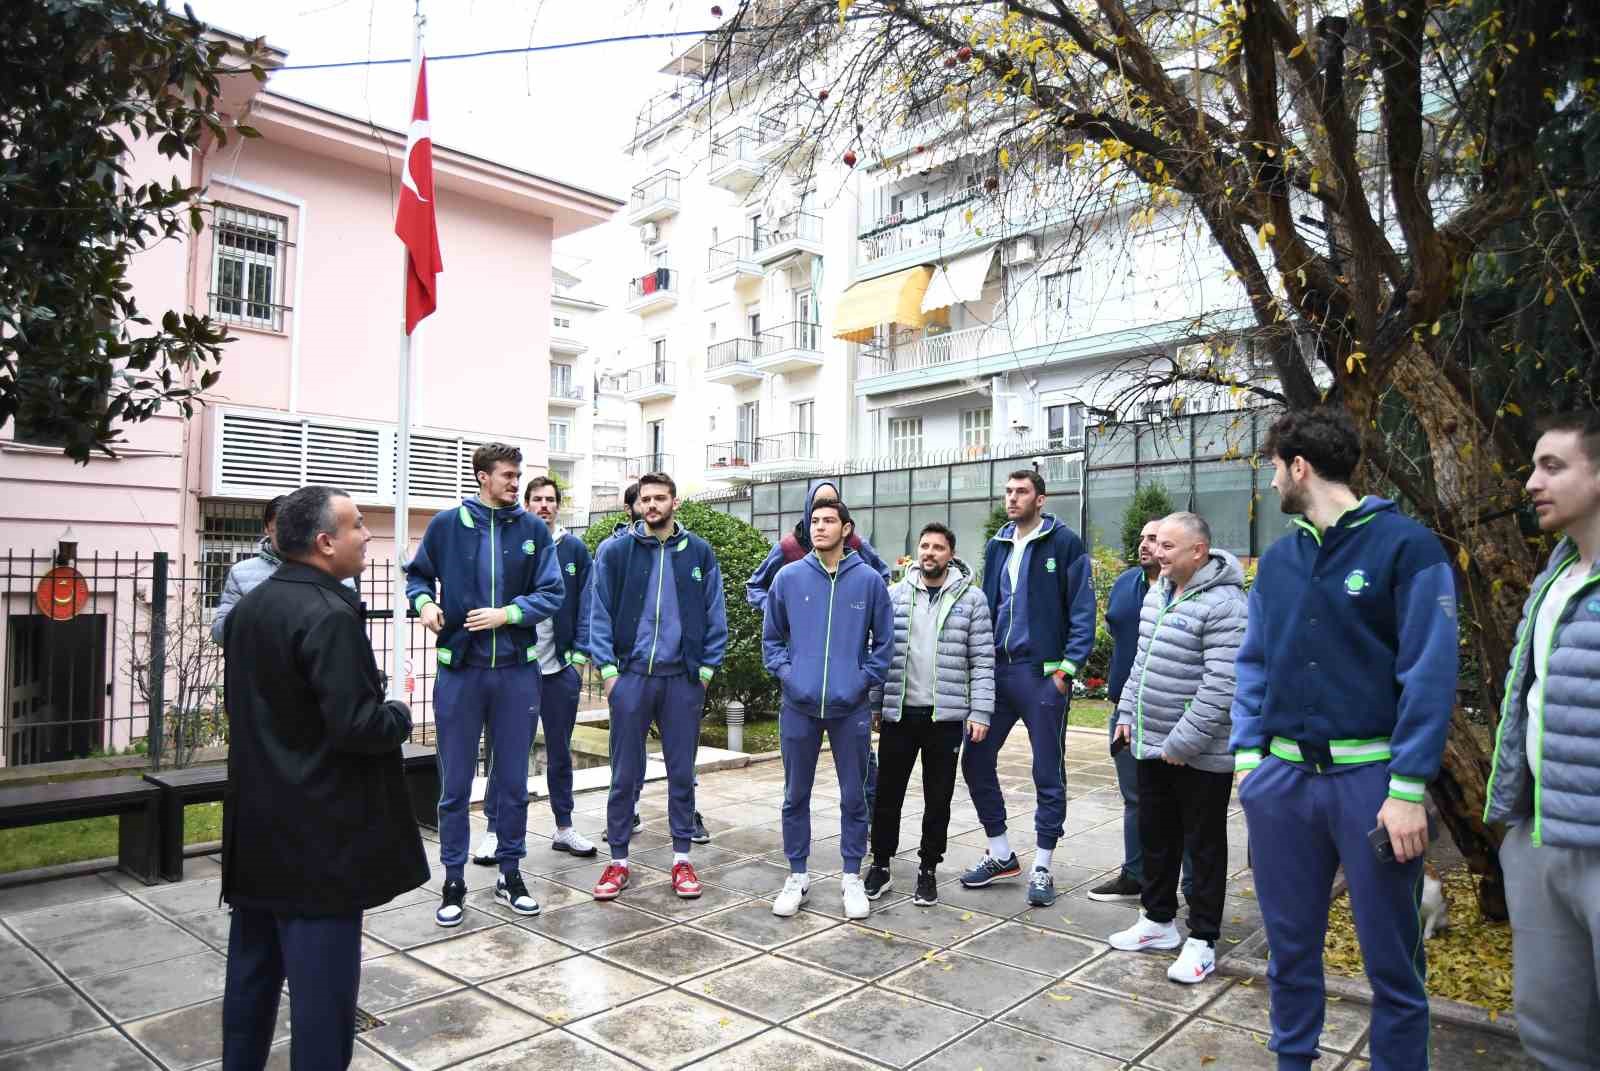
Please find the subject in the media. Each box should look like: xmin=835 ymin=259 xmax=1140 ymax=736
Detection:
xmin=843 ymin=150 xmax=857 ymax=167
xmin=711 ymin=4 xmax=722 ymax=14
xmin=957 ymin=46 xmax=972 ymax=61
xmin=914 ymin=145 xmax=925 ymax=154
xmin=945 ymin=56 xmax=956 ymax=69
xmin=818 ymin=89 xmax=829 ymax=102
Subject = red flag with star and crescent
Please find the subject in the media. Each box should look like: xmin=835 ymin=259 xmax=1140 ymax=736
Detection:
xmin=395 ymin=56 xmax=443 ymax=335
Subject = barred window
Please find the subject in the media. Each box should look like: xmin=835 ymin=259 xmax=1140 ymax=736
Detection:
xmin=210 ymin=205 xmax=290 ymax=330
xmin=199 ymin=501 xmax=267 ymax=607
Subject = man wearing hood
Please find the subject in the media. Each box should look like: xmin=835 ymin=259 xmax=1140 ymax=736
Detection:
xmin=1108 ymin=512 xmax=1247 ymax=986
xmin=1230 ymin=408 xmax=1457 ymax=1071
xmin=744 ymin=480 xmax=892 ymax=611
xmin=586 ymin=471 xmax=728 ymax=902
xmin=212 ymin=495 xmax=354 ymax=646
xmin=867 ymin=522 xmax=994 ymax=907
xmin=763 ymin=499 xmax=895 ymax=920
xmin=405 ymin=444 xmax=566 ymax=927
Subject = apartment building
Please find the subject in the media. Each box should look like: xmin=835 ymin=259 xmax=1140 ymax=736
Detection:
xmin=546 ymin=266 xmax=633 ymax=527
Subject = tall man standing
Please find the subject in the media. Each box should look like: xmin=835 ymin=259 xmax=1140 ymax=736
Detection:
xmin=1485 ymin=411 xmax=1600 ymax=1071
xmin=406 ymin=444 xmax=565 ymax=927
xmin=1231 ymin=408 xmax=1457 ymax=1071
xmin=961 ymin=470 xmax=1096 ymax=907
xmin=587 ymin=472 xmax=728 ymax=902
xmin=474 ymin=476 xmax=597 ymax=864
xmin=763 ymin=500 xmax=894 ymax=919
xmin=221 ymin=486 xmax=427 ymax=1069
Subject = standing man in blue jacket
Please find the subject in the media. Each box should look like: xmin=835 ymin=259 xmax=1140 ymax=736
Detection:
xmin=961 ymin=469 xmax=1096 ymax=908
xmin=763 ymin=499 xmax=895 ymax=920
xmin=405 ymin=443 xmax=566 ymax=928
xmin=586 ymin=472 xmax=728 ymax=903
xmin=1484 ymin=411 xmax=1600 ymax=1071
xmin=1230 ymin=408 xmax=1457 ymax=1071
xmin=474 ymin=476 xmax=596 ymax=865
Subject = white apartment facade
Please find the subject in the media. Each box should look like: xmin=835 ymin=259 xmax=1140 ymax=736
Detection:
xmin=545 ymin=267 xmax=632 ymax=527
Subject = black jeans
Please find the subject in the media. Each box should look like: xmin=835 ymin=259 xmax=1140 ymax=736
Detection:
xmin=1135 ymin=758 xmax=1232 ymax=942
xmin=871 ymin=706 xmax=964 ymax=870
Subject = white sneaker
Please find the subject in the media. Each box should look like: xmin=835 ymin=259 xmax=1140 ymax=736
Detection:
xmin=1168 ymin=937 xmax=1215 ymax=984
xmin=772 ymin=874 xmax=810 ymax=917
xmin=471 ymin=831 xmax=498 ymax=866
xmin=841 ymin=874 xmax=871 ymax=920
xmin=551 ymin=827 xmax=597 ymax=858
xmin=1108 ymin=913 xmax=1183 ymax=952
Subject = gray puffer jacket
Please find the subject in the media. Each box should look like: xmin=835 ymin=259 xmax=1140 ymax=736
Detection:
xmin=212 ymin=537 xmax=357 ymax=646
xmin=1116 ymin=549 xmax=1248 ymax=773
xmin=1484 ymin=539 xmax=1600 ymax=848
xmin=873 ymin=559 xmax=995 ymax=726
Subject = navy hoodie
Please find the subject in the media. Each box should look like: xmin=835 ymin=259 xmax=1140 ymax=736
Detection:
xmin=1229 ymin=497 xmax=1458 ymax=796
xmin=981 ymin=513 xmax=1096 ymax=677
xmin=746 ymin=481 xmax=892 ymax=612
xmin=762 ymin=549 xmax=895 ymax=719
xmin=1105 ymin=565 xmax=1152 ymax=704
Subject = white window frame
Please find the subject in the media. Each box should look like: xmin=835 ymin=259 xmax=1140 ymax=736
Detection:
xmin=550 ymin=363 xmax=574 ymax=396
xmin=548 ymin=419 xmax=571 ymax=454
xmin=888 ymin=416 xmax=923 ymax=459
xmin=959 ymin=407 xmax=992 ymax=450
xmin=1046 ymin=402 xmax=1086 ymax=450
xmin=211 ymin=204 xmax=288 ymax=329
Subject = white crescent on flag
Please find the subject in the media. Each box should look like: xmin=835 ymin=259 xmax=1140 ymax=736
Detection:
xmin=401 ymin=118 xmax=431 ymax=202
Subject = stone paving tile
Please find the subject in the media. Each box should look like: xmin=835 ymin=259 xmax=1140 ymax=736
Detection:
xmin=567 ymin=988 xmax=765 ymax=1070
xmin=6 ymin=896 xmax=156 ymax=946
xmin=861 ymin=900 xmax=1003 ymax=947
xmin=32 ymin=915 xmax=209 ymax=982
xmin=479 ymin=954 xmax=662 ymax=1025
xmin=1015 ymin=890 xmax=1140 ymax=941
xmin=131 ymin=879 xmax=223 ymax=920
xmin=0 ymin=875 xmax=120 ymax=918
xmin=549 ymin=858 xmax=671 ymax=895
xmin=695 ymin=859 xmax=795 ymax=898
xmin=74 ymin=949 xmax=229 ymax=1022
xmin=913 ymin=1021 xmax=1123 ymax=1070
xmin=124 ymin=995 xmax=288 ymax=1070
xmin=169 ymin=908 xmax=232 ymax=951
xmin=682 ymin=1028 xmax=880 ymax=1070
xmin=1419 ymin=1020 xmax=1539 ymax=1069
xmin=1141 ymin=1017 xmax=1277 ymax=1070
xmin=464 ymin=875 xmax=588 ymax=919
xmin=594 ymin=926 xmax=758 ymax=985
xmin=355 ymin=953 xmax=464 ymax=1013
xmin=198 ymin=1040 xmax=394 ymax=1070
xmin=449 ymin=1032 xmax=640 ymax=1070
xmin=516 ymin=900 xmax=670 ymax=951
xmin=617 ymin=879 xmax=750 ymax=922
xmin=632 ymin=844 xmax=746 ymax=872
xmin=0 ymin=1027 xmax=159 ymax=1070
xmin=690 ymin=952 xmax=860 ymax=1023
xmin=361 ymin=989 xmax=546 ymax=1070
xmin=0 ymin=984 xmax=106 ymax=1055
xmin=1202 ymin=979 xmax=1369 ymax=1054
xmin=799 ymin=875 xmax=911 ymax=919
xmin=779 ymin=923 xmax=938 ymax=982
xmin=0 ymin=932 xmax=57 ymax=999
xmin=1000 ymin=981 xmax=1186 ymax=1062
xmin=1069 ymin=948 xmax=1229 ymax=1013
xmin=687 ymin=900 xmax=838 ymax=951
xmin=703 ymin=827 xmax=786 ymax=856
xmin=792 ymin=986 xmax=982 ymax=1069
xmin=361 ymin=902 xmax=500 ymax=949
xmin=407 ymin=923 xmax=574 ymax=983
xmin=882 ymin=949 xmax=1055 ymax=1017
xmin=950 ymin=920 xmax=1103 ymax=978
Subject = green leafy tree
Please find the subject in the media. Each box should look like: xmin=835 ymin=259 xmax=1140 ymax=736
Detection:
xmin=980 ymin=503 xmax=1008 ymax=543
xmin=582 ymin=501 xmax=777 ymax=718
xmin=1120 ymin=483 xmax=1176 ymax=565
xmin=1 ymin=2 xmax=268 ymax=460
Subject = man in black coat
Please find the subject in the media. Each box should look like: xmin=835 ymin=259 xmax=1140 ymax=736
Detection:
xmin=220 ymin=485 xmax=428 ymax=1070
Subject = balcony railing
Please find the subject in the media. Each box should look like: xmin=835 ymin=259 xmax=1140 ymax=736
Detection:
xmin=626 ymin=452 xmax=674 ymax=475
xmin=623 ymin=362 xmax=675 ymax=393
xmin=710 ymin=126 xmax=760 ymax=166
xmin=763 ymin=320 xmax=822 ymax=353
xmin=857 ymin=324 xmax=991 ymax=378
xmin=756 ymin=109 xmax=796 ymax=153
xmin=629 ymin=170 xmax=681 ymax=211
xmin=707 ymin=337 xmax=764 ymax=371
xmin=707 ymin=235 xmax=760 ymax=272
xmin=705 ymin=441 xmax=758 ymax=469
xmin=548 ymin=384 xmax=587 ymax=403
xmin=626 ymin=268 xmax=677 ymax=304
xmin=756 ymin=210 xmax=823 ymax=252
xmin=757 ymin=431 xmax=821 ymax=464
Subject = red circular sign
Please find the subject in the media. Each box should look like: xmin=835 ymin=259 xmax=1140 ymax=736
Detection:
xmin=35 ymin=566 xmax=89 ymax=621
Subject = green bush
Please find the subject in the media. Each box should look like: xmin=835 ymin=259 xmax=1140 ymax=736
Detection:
xmin=1120 ymin=482 xmax=1176 ymax=564
xmin=583 ymin=502 xmax=778 ymax=718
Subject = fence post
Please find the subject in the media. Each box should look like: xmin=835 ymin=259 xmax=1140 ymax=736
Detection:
xmin=148 ymin=552 xmax=168 ymax=772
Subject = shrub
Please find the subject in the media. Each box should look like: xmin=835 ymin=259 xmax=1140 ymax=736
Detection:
xmin=583 ymin=502 xmax=777 ymax=718
xmin=1120 ymin=482 xmax=1176 ymax=564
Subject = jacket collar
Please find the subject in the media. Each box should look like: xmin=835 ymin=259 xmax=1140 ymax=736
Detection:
xmin=256 ymin=536 xmax=282 ymax=566
xmin=272 ymin=560 xmax=361 ymax=610
xmin=993 ymin=513 xmax=1058 ymax=544
xmin=908 ymin=557 xmax=972 ymax=600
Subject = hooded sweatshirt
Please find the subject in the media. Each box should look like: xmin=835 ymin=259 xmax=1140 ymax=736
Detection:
xmin=981 ymin=513 xmax=1096 ymax=677
xmin=587 ymin=519 xmax=728 ymax=682
xmin=745 ymin=481 xmax=892 ymax=612
xmin=762 ymin=548 xmax=895 ymax=719
xmin=533 ymin=525 xmax=592 ymax=673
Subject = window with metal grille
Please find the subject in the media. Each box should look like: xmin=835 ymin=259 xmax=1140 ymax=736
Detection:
xmin=199 ymin=501 xmax=269 ymax=607
xmin=210 ymin=205 xmax=290 ymax=330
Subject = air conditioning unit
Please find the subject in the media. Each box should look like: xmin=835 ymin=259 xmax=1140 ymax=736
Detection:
xmin=1001 ymin=237 xmax=1036 ymax=265
xmin=640 ymin=221 xmax=660 ymax=245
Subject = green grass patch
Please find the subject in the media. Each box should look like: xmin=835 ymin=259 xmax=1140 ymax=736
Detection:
xmin=1069 ymin=698 xmax=1114 ymax=729
xmin=698 ymin=717 xmax=782 ymax=755
xmin=0 ymin=801 xmax=223 ymax=876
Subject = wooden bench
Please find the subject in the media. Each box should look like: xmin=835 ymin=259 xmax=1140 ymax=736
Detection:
xmin=143 ymin=766 xmax=227 ymax=883
xmin=402 ymin=744 xmax=440 ymax=830
xmin=0 ymin=776 xmax=161 ymax=885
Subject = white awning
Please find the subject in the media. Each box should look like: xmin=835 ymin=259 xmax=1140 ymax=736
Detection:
xmin=866 ymin=380 xmax=986 ymax=412
xmin=921 ymin=245 xmax=999 ymax=314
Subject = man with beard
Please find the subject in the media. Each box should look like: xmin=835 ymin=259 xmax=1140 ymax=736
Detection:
xmin=1230 ymin=407 xmax=1457 ymax=1071
xmin=866 ymin=522 xmax=994 ymax=907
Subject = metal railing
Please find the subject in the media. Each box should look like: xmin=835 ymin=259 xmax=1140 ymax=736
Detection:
xmin=625 ymin=452 xmax=674 ymax=475
xmin=707 ymin=337 xmax=764 ymax=370
xmin=710 ymin=127 xmax=761 ymax=167
xmin=706 ymin=441 xmax=758 ymax=469
xmin=208 ymin=292 xmax=291 ymax=332
xmin=628 ymin=170 xmax=681 ymax=211
xmin=707 ymin=235 xmax=760 ymax=272
xmin=623 ymin=362 xmax=675 ymax=393
xmin=549 ymin=384 xmax=587 ymax=403
xmin=756 ymin=431 xmax=821 ymax=463
xmin=626 ymin=269 xmax=677 ymax=304
xmin=756 ymin=110 xmax=793 ymax=152
xmin=858 ymin=324 xmax=993 ymax=378
xmin=756 ymin=210 xmax=822 ymax=251
xmin=762 ymin=320 xmax=822 ymax=353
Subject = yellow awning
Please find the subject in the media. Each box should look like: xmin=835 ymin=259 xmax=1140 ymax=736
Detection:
xmin=832 ymin=266 xmax=949 ymax=342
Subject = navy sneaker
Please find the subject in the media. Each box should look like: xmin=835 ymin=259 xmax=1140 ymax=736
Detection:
xmin=1026 ymin=866 xmax=1057 ymax=907
xmin=435 ymin=878 xmax=467 ymax=927
xmin=912 ymin=870 xmax=939 ymax=906
xmin=959 ymin=853 xmax=1022 ymax=888
xmin=495 ymin=871 xmax=541 ymax=916
xmin=863 ymin=865 xmax=893 ymax=900
xmin=691 ymin=811 xmax=712 ymax=845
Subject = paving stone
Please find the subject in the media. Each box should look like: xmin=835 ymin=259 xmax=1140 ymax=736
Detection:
xmin=0 ymin=984 xmax=106 ymax=1055
xmin=464 ymin=875 xmax=589 ymax=919
xmin=516 ymin=901 xmax=669 ymax=951
xmin=360 ymin=990 xmax=546 ymax=1070
xmin=408 ymin=924 xmax=573 ymax=983
xmin=1000 ymin=981 xmax=1185 ymax=1060
xmin=0 ymin=1027 xmax=158 ymax=1070
xmin=924 ymin=876 xmax=1030 ymax=918
xmin=480 ymin=955 xmax=662 ymax=1025
xmin=549 ymin=859 xmax=671 ymax=895
xmin=691 ymin=953 xmax=859 ymax=1023
xmin=595 ymin=925 xmax=757 ymax=984
xmin=134 ymin=878 xmax=224 ymax=919
xmin=882 ymin=950 xmax=1053 ymax=1017
xmin=124 ymin=995 xmax=288 ymax=1070
xmin=1070 ymin=948 xmax=1228 ymax=1012
xmin=1421 ymin=1020 xmax=1539 ymax=1069
xmin=1015 ymin=893 xmax=1140 ymax=941
xmin=861 ymin=900 xmax=1003 ymax=948
xmin=75 ymin=949 xmax=229 ymax=1021
xmin=354 ymin=953 xmax=463 ymax=1013
xmin=687 ymin=900 xmax=838 ymax=951
xmin=1142 ymin=1017 xmax=1277 ymax=1070
xmin=682 ymin=1028 xmax=880 ymax=1069
xmin=695 ymin=859 xmax=795 ymax=898
xmin=361 ymin=903 xmax=500 ymax=949
xmin=171 ymin=909 xmax=233 ymax=951
xmin=236 ymin=1040 xmax=394 ymax=1070
xmin=0 ymin=934 xmax=57 ymax=999
xmin=567 ymin=988 xmax=764 ymax=1070
xmin=449 ymin=1032 xmax=639 ymax=1070
xmin=702 ymin=827 xmax=786 ymax=856
xmin=631 ymin=843 xmax=745 ymax=872
xmin=951 ymin=921 xmax=1102 ymax=977
xmin=33 ymin=916 xmax=208 ymax=982
xmin=1203 ymin=979 xmax=1368 ymax=1054
xmin=912 ymin=1021 xmax=1123 ymax=1070
xmin=6 ymin=896 xmax=156 ymax=946
xmin=778 ymin=923 xmax=938 ymax=982
xmin=0 ymin=876 xmax=120 ymax=919
xmin=799 ymin=875 xmax=910 ymax=919
xmin=792 ymin=986 xmax=982 ymax=1069
xmin=616 ymin=879 xmax=749 ymax=922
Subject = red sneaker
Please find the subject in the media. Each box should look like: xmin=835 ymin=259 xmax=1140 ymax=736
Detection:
xmin=593 ymin=863 xmax=630 ymax=901
xmin=671 ymin=861 xmax=703 ymax=899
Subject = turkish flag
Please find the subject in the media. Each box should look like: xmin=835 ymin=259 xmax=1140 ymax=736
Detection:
xmin=395 ymin=56 xmax=443 ymax=335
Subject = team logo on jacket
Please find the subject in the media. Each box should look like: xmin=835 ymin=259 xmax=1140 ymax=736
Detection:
xmin=1588 ymin=599 xmax=1600 ymax=614
xmin=565 ymin=562 xmax=577 ymax=575
xmin=851 ymin=601 xmax=867 ymax=610
xmin=691 ymin=566 xmax=703 ymax=582
xmin=1045 ymin=557 xmax=1057 ymax=573
xmin=521 ymin=540 xmax=536 ymax=555
xmin=1343 ymin=569 xmax=1369 ymax=596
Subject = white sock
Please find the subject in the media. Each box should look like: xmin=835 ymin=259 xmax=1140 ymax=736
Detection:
xmin=673 ymin=851 xmax=691 ymax=865
xmin=612 ymin=857 xmax=629 ymax=869
xmin=1034 ymin=848 xmax=1054 ymax=871
xmin=987 ymin=834 xmax=1013 ymax=860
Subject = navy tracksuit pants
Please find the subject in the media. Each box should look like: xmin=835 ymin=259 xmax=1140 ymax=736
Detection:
xmin=606 ymin=671 xmax=703 ymax=855
xmin=961 ymin=661 xmax=1069 ymax=850
xmin=221 ymin=907 xmax=362 ymax=1070
xmin=435 ymin=661 xmax=540 ymax=877
xmin=780 ymin=703 xmax=872 ymax=875
xmin=1239 ymin=757 xmax=1428 ymax=1071
xmin=484 ymin=665 xmax=582 ymax=830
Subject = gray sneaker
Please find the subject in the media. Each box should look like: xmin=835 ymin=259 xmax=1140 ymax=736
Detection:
xmin=1026 ymin=866 xmax=1056 ymax=907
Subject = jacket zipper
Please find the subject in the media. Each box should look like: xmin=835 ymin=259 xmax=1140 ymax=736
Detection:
xmin=489 ymin=512 xmax=498 ymax=670
xmin=819 ymin=559 xmax=838 ymax=717
xmin=1000 ymin=523 xmax=1044 ymax=657
xmin=1529 ymin=567 xmax=1600 ymax=845
xmin=1134 ymin=588 xmax=1199 ymax=756
xmin=647 ymin=538 xmax=667 ymax=675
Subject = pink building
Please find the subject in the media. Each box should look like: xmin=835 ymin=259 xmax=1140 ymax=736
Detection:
xmin=0 ymin=40 xmax=620 ymax=765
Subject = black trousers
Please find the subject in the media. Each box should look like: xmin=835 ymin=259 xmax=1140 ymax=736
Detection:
xmin=870 ymin=706 xmax=964 ymax=870
xmin=1135 ymin=758 xmax=1232 ymax=942
xmin=221 ymin=906 xmax=362 ymax=1070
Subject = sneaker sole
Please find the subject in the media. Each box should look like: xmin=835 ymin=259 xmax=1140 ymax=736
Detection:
xmin=690 ymin=835 xmax=712 ymax=844
xmin=593 ymin=884 xmax=627 ymax=901
xmin=551 ymin=842 xmax=598 ymax=857
xmin=1168 ymin=963 xmax=1215 ymax=984
xmin=865 ymin=880 xmax=892 ymax=901
xmin=1108 ymin=934 xmax=1183 ymax=952
xmin=844 ymin=904 xmax=871 ymax=920
xmin=674 ymin=885 xmax=703 ymax=899
xmin=494 ymin=891 xmax=542 ymax=917
xmin=912 ymin=893 xmax=938 ymax=907
xmin=772 ymin=890 xmax=810 ymax=917
xmin=959 ymin=868 xmax=1021 ymax=889
xmin=1027 ymin=892 xmax=1057 ymax=907
xmin=434 ymin=910 xmax=465 ymax=928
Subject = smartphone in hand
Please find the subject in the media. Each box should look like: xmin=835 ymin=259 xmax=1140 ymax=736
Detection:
xmin=1368 ymin=824 xmax=1395 ymax=863
xmin=1110 ymin=732 xmax=1128 ymax=759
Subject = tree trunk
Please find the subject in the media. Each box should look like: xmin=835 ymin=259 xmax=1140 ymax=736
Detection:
xmin=1433 ymin=726 xmax=1507 ymax=920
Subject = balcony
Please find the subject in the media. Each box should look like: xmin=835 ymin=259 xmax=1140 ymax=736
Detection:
xmin=622 ymin=362 xmax=677 ymax=402
xmin=754 ymin=320 xmax=823 ymax=374
xmin=705 ymin=235 xmax=763 ymax=285
xmin=755 ymin=110 xmax=801 ymax=161
xmin=704 ymin=337 xmax=765 ymax=386
xmin=625 ymin=268 xmax=678 ymax=315
xmin=755 ymin=211 xmax=823 ymax=265
xmin=705 ymin=441 xmax=759 ymax=482
xmin=754 ymin=431 xmax=823 ymax=472
xmin=548 ymin=384 xmax=586 ymax=409
xmin=592 ymin=439 xmax=629 ymax=457
xmin=547 ymin=441 xmax=583 ymax=462
xmin=624 ymin=452 xmax=674 ymax=478
xmin=550 ymin=332 xmax=587 ymax=356
xmin=856 ymin=324 xmax=993 ymax=394
xmin=708 ymin=127 xmax=764 ymax=194
xmin=626 ymin=170 xmax=681 ymax=226
xmin=857 ymin=191 xmax=1007 ymax=270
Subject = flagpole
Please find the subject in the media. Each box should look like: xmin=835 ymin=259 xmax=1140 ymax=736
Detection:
xmin=391 ymin=12 xmax=424 ymax=704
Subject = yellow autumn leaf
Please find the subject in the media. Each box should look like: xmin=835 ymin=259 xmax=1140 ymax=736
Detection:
xmin=1505 ymin=402 xmax=1523 ymax=416
xmin=1287 ymin=41 xmax=1306 ymax=58
xmin=838 ymin=0 xmax=853 ymax=27
xmin=1545 ymin=287 xmax=1557 ymax=305
xmin=1431 ymin=320 xmax=1442 ymax=336
xmin=999 ymin=147 xmax=1011 ymax=169
xmin=1457 ymin=547 xmax=1471 ymax=572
